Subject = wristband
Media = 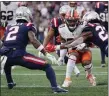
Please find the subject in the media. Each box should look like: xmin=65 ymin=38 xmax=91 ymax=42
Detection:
xmin=37 ymin=45 xmax=44 ymax=51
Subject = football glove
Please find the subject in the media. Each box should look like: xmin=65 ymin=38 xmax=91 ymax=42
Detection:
xmin=56 ymin=35 xmax=61 ymax=43
xmin=45 ymin=43 xmax=61 ymax=52
xmin=45 ymin=53 xmax=58 ymax=64
xmin=38 ymin=52 xmax=58 ymax=64
xmin=45 ymin=43 xmax=56 ymax=52
xmin=38 ymin=51 xmax=45 ymax=59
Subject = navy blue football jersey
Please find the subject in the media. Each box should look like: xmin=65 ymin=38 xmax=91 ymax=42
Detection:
xmin=1 ymin=22 xmax=37 ymax=57
xmin=83 ymin=23 xmax=108 ymax=54
xmin=50 ymin=17 xmax=63 ymax=36
xmin=49 ymin=17 xmax=63 ymax=44
xmin=95 ymin=2 xmax=108 ymax=22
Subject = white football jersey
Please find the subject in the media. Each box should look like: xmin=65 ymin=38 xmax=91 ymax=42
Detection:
xmin=58 ymin=22 xmax=87 ymax=41
xmin=1 ymin=2 xmax=18 ymax=25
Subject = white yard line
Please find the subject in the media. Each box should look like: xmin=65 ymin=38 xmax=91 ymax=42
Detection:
xmin=1 ymin=85 xmax=107 ymax=88
xmin=15 ymin=66 xmax=108 ymax=69
xmin=1 ymin=73 xmax=108 ymax=76
xmin=52 ymin=66 xmax=107 ymax=68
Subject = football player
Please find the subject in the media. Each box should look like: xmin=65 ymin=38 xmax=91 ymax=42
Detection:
xmin=0 ymin=1 xmax=27 ymax=39
xmin=61 ymin=11 xmax=108 ymax=57
xmin=0 ymin=6 xmax=68 ymax=93
xmin=48 ymin=9 xmax=97 ymax=87
xmin=95 ymin=1 xmax=108 ymax=67
xmin=60 ymin=9 xmax=97 ymax=87
xmin=95 ymin=1 xmax=108 ymax=31
xmin=1 ymin=1 xmax=18 ymax=25
xmin=56 ymin=2 xmax=85 ymax=68
xmin=43 ymin=4 xmax=80 ymax=76
xmin=0 ymin=1 xmax=19 ymax=74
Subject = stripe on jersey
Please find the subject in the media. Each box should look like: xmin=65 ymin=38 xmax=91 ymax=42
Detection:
xmin=88 ymin=23 xmax=95 ymax=27
xmin=53 ymin=18 xmax=58 ymax=27
xmin=26 ymin=22 xmax=32 ymax=26
xmin=23 ymin=55 xmax=46 ymax=65
xmin=96 ymin=2 xmax=100 ymax=8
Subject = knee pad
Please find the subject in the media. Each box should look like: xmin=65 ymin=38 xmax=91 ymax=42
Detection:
xmin=83 ymin=63 xmax=93 ymax=71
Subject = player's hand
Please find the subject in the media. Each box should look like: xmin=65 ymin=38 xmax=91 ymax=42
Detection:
xmin=45 ymin=43 xmax=56 ymax=52
xmin=75 ymin=43 xmax=86 ymax=50
xmin=56 ymin=35 xmax=61 ymax=43
xmin=38 ymin=51 xmax=45 ymax=59
xmin=45 ymin=43 xmax=61 ymax=52
xmin=38 ymin=52 xmax=58 ymax=64
xmin=57 ymin=57 xmax=65 ymax=66
xmin=45 ymin=53 xmax=58 ymax=64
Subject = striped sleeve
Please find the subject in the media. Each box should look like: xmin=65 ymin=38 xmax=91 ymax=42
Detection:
xmin=26 ymin=23 xmax=37 ymax=35
xmin=50 ymin=17 xmax=58 ymax=28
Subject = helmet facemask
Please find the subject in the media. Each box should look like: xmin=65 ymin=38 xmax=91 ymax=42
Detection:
xmin=65 ymin=18 xmax=79 ymax=31
xmin=65 ymin=9 xmax=80 ymax=31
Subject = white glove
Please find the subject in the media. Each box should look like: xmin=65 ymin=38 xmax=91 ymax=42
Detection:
xmin=45 ymin=53 xmax=58 ymax=64
xmin=38 ymin=51 xmax=58 ymax=64
xmin=57 ymin=57 xmax=65 ymax=66
xmin=75 ymin=43 xmax=86 ymax=50
xmin=38 ymin=51 xmax=45 ymax=59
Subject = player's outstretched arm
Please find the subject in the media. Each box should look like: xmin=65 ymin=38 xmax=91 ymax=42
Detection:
xmin=43 ymin=31 xmax=93 ymax=52
xmin=43 ymin=27 xmax=54 ymax=47
xmin=28 ymin=30 xmax=58 ymax=64
xmin=62 ymin=32 xmax=93 ymax=48
xmin=28 ymin=31 xmax=46 ymax=55
xmin=54 ymin=32 xmax=93 ymax=50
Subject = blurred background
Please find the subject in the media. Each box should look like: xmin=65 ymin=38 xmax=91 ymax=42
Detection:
xmin=0 ymin=1 xmax=108 ymax=43
xmin=19 ymin=1 xmax=108 ymax=43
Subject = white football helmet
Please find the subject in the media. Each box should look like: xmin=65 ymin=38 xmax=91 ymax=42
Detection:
xmin=65 ymin=8 xmax=80 ymax=31
xmin=15 ymin=6 xmax=33 ymax=22
xmin=82 ymin=11 xmax=100 ymax=22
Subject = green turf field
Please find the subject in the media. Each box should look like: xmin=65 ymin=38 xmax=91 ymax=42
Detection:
xmin=1 ymin=45 xmax=108 ymax=96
